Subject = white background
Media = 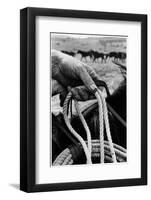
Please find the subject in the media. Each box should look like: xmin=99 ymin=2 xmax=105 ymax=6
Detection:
xmin=0 ymin=0 xmax=150 ymax=199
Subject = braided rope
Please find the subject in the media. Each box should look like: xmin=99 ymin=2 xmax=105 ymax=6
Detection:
xmin=74 ymin=99 xmax=92 ymax=158
xmin=98 ymin=90 xmax=117 ymax=163
xmin=63 ymin=88 xmax=117 ymax=164
xmin=92 ymin=140 xmax=126 ymax=153
xmin=62 ymin=154 xmax=72 ymax=165
xmin=52 ymin=140 xmax=127 ymax=166
xmin=94 ymin=92 xmax=104 ymax=163
xmin=53 ymin=148 xmax=71 ymax=166
xmin=63 ymin=92 xmax=92 ymax=164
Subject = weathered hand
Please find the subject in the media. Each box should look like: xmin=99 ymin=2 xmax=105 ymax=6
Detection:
xmin=69 ymin=86 xmax=95 ymax=101
xmin=51 ymin=50 xmax=109 ymax=106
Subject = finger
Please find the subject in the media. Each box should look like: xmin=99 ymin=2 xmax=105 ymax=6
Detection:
xmin=78 ymin=88 xmax=89 ymax=100
xmin=71 ymin=86 xmax=95 ymax=101
xmin=77 ymin=87 xmax=95 ymax=100
xmin=85 ymin=65 xmax=110 ymax=96
xmin=77 ymin=66 xmax=98 ymax=93
xmin=70 ymin=88 xmax=82 ymax=101
xmin=86 ymin=65 xmax=100 ymax=83
xmin=96 ymin=80 xmax=110 ymax=96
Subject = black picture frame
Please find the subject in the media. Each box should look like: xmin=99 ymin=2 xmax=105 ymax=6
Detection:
xmin=20 ymin=7 xmax=147 ymax=192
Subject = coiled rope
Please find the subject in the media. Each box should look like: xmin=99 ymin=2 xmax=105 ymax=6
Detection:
xmin=62 ymin=87 xmax=117 ymax=164
xmin=63 ymin=92 xmax=92 ymax=164
xmin=53 ymin=140 xmax=126 ymax=166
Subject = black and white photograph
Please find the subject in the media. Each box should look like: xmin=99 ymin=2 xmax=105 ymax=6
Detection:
xmin=51 ymin=33 xmax=127 ymax=166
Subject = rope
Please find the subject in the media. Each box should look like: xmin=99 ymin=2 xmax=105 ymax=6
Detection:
xmin=63 ymin=92 xmax=92 ymax=164
xmin=53 ymin=140 xmax=127 ymax=165
xmin=74 ymin=100 xmax=92 ymax=158
xmin=94 ymin=92 xmax=104 ymax=163
xmin=53 ymin=148 xmax=71 ymax=166
xmin=98 ymin=90 xmax=117 ymax=163
xmin=63 ymin=87 xmax=117 ymax=164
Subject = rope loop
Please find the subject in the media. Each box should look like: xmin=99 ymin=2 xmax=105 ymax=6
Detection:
xmin=63 ymin=86 xmax=117 ymax=164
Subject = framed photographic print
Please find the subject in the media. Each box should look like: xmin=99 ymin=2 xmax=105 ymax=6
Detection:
xmin=20 ymin=7 xmax=147 ymax=192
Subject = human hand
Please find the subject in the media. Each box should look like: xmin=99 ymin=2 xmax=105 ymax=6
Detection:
xmin=51 ymin=50 xmax=110 ymax=106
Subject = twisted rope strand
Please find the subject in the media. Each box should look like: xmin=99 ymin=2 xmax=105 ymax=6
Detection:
xmin=63 ymin=92 xmax=92 ymax=164
xmin=74 ymin=99 xmax=92 ymax=159
xmin=98 ymin=90 xmax=117 ymax=163
xmin=62 ymin=88 xmax=117 ymax=164
xmin=94 ymin=92 xmax=104 ymax=163
xmin=92 ymin=140 xmax=126 ymax=153
xmin=53 ymin=148 xmax=70 ymax=166
xmin=52 ymin=140 xmax=127 ymax=165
